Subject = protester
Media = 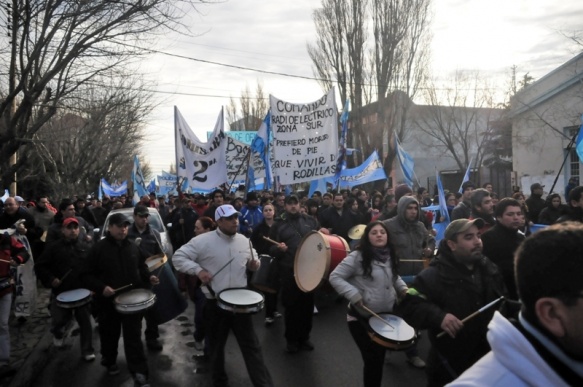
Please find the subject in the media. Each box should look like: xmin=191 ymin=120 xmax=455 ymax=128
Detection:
xmin=450 ymin=222 xmax=583 ymax=386
xmin=537 ymin=193 xmax=567 ymax=225
xmin=81 ymin=213 xmax=158 ymax=386
xmin=525 ymin=182 xmax=545 ymax=224
xmin=451 ymin=181 xmax=475 ymax=220
xmin=397 ymin=219 xmax=507 ymax=386
xmin=329 ymin=221 xmax=408 ymax=387
xmin=35 ymin=217 xmax=94 ymax=360
xmin=173 ymin=204 xmax=273 ymax=387
xmin=469 ymin=189 xmax=496 ymax=233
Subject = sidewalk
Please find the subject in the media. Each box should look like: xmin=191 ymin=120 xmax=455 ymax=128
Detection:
xmin=2 ymin=287 xmax=53 ymax=387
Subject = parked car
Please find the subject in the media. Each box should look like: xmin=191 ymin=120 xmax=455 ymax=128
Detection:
xmin=96 ymin=207 xmax=174 ymax=258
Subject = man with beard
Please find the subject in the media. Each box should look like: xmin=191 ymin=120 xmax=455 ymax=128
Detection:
xmin=481 ymin=198 xmax=525 ymax=301
xmin=319 ymin=193 xmax=361 ymax=242
xmin=269 ymin=195 xmax=326 ymax=353
xmin=203 ymin=190 xmax=224 ymax=219
xmin=469 ymin=189 xmax=496 ymax=233
xmin=397 ymin=219 xmax=507 ymax=386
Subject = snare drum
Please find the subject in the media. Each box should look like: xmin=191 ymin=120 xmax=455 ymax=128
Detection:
xmin=114 ymin=289 xmax=156 ymax=315
xmin=217 ymin=288 xmax=264 ymax=314
xmin=294 ymin=231 xmax=349 ymax=292
xmin=368 ymin=313 xmax=416 ymax=350
xmin=56 ymin=288 xmax=92 ymax=309
xmin=145 ymin=253 xmax=167 ymax=272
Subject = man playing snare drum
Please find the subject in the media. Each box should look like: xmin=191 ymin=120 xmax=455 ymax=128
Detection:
xmin=35 ymin=217 xmax=95 ymax=360
xmin=173 ymin=204 xmax=274 ymax=387
xmin=81 ymin=213 xmax=159 ymax=387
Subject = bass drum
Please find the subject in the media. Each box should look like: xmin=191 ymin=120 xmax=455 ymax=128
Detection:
xmin=251 ymin=255 xmax=278 ymax=294
xmin=294 ymin=231 xmax=349 ymax=293
xmin=148 ymin=255 xmax=188 ymax=324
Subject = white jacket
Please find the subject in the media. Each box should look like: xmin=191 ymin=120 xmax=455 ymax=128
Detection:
xmin=173 ymin=228 xmax=259 ymax=296
xmin=329 ymin=250 xmax=407 ymax=314
xmin=449 ymin=312 xmax=570 ymax=386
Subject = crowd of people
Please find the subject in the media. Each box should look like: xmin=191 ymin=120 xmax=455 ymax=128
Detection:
xmin=0 ymin=179 xmax=581 ymax=386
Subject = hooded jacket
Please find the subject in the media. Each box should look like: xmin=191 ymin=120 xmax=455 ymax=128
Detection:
xmin=383 ymin=196 xmax=434 ymax=256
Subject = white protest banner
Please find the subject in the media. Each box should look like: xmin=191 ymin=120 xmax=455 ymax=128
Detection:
xmin=270 ymin=89 xmax=338 ymax=184
xmin=175 ymin=107 xmax=228 ymax=190
xmin=225 ymin=136 xmax=266 ymax=183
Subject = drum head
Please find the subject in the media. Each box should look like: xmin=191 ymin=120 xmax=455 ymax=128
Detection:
xmin=115 ymin=289 xmax=155 ymax=305
xmin=294 ymin=232 xmax=330 ymax=292
xmin=146 ymin=254 xmax=167 ymax=272
xmin=369 ymin=313 xmax=415 ymax=343
xmin=56 ymin=288 xmax=91 ymax=303
xmin=219 ymin=289 xmax=263 ymax=306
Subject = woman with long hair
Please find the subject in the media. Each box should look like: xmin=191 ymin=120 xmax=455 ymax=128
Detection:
xmin=329 ymin=221 xmax=408 ymax=387
xmin=537 ymin=193 xmax=567 ymax=225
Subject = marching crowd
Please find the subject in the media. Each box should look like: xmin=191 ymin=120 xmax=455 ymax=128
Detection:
xmin=0 ymin=179 xmax=581 ymax=386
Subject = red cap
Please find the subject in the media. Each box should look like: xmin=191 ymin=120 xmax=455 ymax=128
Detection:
xmin=62 ymin=217 xmax=79 ymax=227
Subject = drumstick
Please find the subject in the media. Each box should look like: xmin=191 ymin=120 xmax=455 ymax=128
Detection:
xmin=262 ymin=236 xmax=281 ymax=246
xmin=360 ymin=305 xmax=395 ymax=329
xmin=59 ymin=269 xmax=73 ymax=284
xmin=0 ymin=259 xmax=11 ymax=264
xmin=212 ymin=258 xmax=235 ymax=279
xmin=400 ymin=259 xmax=427 ymax=263
xmin=437 ymin=296 xmax=504 ymax=338
xmin=113 ymin=283 xmax=133 ymax=293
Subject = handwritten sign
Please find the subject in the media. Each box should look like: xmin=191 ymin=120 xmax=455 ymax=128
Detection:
xmin=175 ymin=107 xmax=228 ymax=190
xmin=270 ymin=89 xmax=338 ymax=184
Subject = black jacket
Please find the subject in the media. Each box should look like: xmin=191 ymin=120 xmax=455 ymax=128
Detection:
xmin=397 ymin=250 xmax=507 ymax=385
xmin=35 ymin=237 xmax=92 ymax=295
xmin=269 ymin=212 xmax=319 ymax=270
xmin=81 ymin=234 xmax=150 ymax=300
xmin=525 ymin=193 xmax=545 ymax=224
xmin=319 ymin=206 xmax=362 ymax=242
xmin=481 ymin=224 xmax=525 ymax=300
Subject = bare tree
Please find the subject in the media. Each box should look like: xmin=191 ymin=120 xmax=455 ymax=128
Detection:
xmin=226 ymin=82 xmax=268 ymax=131
xmin=411 ymin=71 xmax=502 ymax=172
xmin=0 ymin=0 xmax=210 ymax=188
xmin=20 ymin=75 xmax=155 ymax=199
xmin=307 ymin=0 xmax=431 ymax=173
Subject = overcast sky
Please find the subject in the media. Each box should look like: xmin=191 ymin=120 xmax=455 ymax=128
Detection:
xmin=140 ymin=0 xmax=583 ymax=176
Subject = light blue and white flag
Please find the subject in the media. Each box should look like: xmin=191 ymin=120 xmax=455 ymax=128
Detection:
xmin=436 ymin=171 xmax=450 ymax=223
xmin=395 ymin=134 xmax=415 ymax=188
xmin=0 ymin=189 xmax=9 ymax=203
xmin=308 ymin=178 xmax=328 ymax=197
xmin=132 ymin=155 xmax=149 ymax=203
xmin=335 ymin=100 xmax=350 ymax=186
xmin=101 ymin=179 xmax=128 ymax=197
xmin=250 ymin=111 xmax=272 ymax=189
xmin=326 ymin=151 xmax=387 ymax=188
xmin=146 ymin=178 xmax=156 ymax=194
xmin=576 ymin=114 xmax=583 ymax=161
xmin=458 ymin=157 xmax=474 ymax=193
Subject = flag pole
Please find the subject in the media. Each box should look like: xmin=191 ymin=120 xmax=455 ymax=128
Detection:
xmin=228 ymin=146 xmax=252 ymax=193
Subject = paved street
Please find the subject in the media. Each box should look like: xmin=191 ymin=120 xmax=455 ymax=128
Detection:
xmin=32 ymin=288 xmax=429 ymax=387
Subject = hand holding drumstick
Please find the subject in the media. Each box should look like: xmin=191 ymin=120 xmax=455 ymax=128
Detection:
xmin=262 ymin=236 xmax=288 ymax=252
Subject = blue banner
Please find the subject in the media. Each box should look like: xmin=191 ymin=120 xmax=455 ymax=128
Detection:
xmin=325 ymin=150 xmax=387 ymax=188
xmin=576 ymin=114 xmax=583 ymax=161
xmin=250 ymin=112 xmax=272 ymax=189
xmin=101 ymin=179 xmax=128 ymax=197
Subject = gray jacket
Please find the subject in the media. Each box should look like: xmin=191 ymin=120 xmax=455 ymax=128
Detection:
xmin=383 ymin=197 xmax=435 ymax=277
xmin=329 ymin=250 xmax=407 ymax=315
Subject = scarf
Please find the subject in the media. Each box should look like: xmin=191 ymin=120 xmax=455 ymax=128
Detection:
xmin=371 ymin=246 xmax=391 ymax=264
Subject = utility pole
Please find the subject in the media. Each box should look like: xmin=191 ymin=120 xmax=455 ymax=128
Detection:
xmin=7 ymin=0 xmax=18 ymax=195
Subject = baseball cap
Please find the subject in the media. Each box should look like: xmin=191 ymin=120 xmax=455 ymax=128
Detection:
xmin=215 ymin=204 xmax=241 ymax=221
xmin=62 ymin=217 xmax=79 ymax=227
xmin=109 ymin=213 xmax=131 ymax=226
xmin=133 ymin=205 xmax=150 ymax=216
xmin=444 ymin=218 xmax=485 ymax=240
xmin=285 ymin=195 xmax=299 ymax=204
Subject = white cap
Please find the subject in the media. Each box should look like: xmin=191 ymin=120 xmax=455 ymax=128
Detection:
xmin=14 ymin=196 xmax=24 ymax=202
xmin=215 ymin=204 xmax=241 ymax=221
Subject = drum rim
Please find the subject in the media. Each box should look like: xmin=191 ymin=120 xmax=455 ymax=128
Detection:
xmin=114 ymin=289 xmax=156 ymax=306
xmin=145 ymin=253 xmax=167 ymax=272
xmin=56 ymin=288 xmax=91 ymax=302
xmin=217 ymin=288 xmax=264 ymax=307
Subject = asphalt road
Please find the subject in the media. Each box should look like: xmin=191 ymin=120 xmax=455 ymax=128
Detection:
xmin=33 ymin=287 xmax=429 ymax=387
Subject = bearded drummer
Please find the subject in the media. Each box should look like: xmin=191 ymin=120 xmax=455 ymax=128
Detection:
xmin=35 ymin=217 xmax=95 ymax=360
xmin=81 ymin=213 xmax=159 ymax=387
xmin=173 ymin=204 xmax=274 ymax=387
xmin=329 ymin=221 xmax=409 ymax=387
xmin=268 ymin=195 xmax=329 ymax=354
